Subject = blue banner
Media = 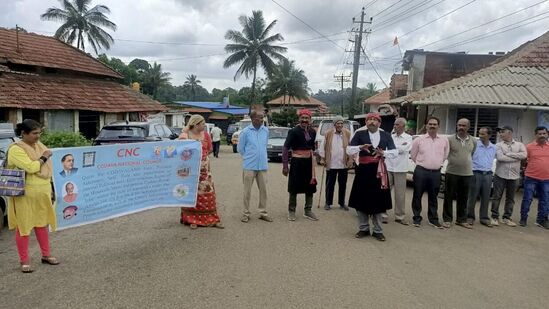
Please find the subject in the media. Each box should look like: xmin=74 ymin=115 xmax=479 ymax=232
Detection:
xmin=51 ymin=140 xmax=202 ymax=230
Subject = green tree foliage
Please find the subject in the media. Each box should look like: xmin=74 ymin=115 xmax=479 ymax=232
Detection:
xmin=210 ymin=87 xmax=239 ymax=102
xmin=312 ymin=84 xmax=378 ymax=116
xmin=41 ymin=0 xmax=116 ymax=54
xmin=97 ymin=54 xmax=139 ymax=85
xmin=271 ymin=108 xmax=298 ymax=127
xmin=224 ymin=10 xmax=287 ymax=110
xmin=140 ymin=62 xmax=171 ymax=100
xmin=266 ymin=59 xmax=309 ymax=105
xmin=41 ymin=131 xmax=91 ymax=148
xmin=155 ymin=84 xmax=177 ymax=103
xmin=129 ymin=58 xmax=150 ymax=73
xmin=183 ymin=74 xmax=202 ymax=101
xmin=313 ymin=88 xmax=350 ymax=115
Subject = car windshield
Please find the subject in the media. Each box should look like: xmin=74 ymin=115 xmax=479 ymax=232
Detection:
xmin=227 ymin=125 xmax=238 ymax=133
xmin=320 ymin=121 xmax=351 ymax=135
xmin=269 ymin=128 xmax=290 ymax=139
xmin=98 ymin=126 xmax=146 ymax=138
xmin=239 ymin=120 xmax=252 ymax=130
xmin=171 ymin=127 xmax=182 ymax=135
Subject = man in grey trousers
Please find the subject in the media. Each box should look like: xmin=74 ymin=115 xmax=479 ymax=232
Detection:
xmin=467 ymin=127 xmax=497 ymax=227
xmin=490 ymin=126 xmax=526 ymax=227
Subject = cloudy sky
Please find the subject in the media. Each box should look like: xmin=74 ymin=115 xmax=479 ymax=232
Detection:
xmin=1 ymin=0 xmax=548 ymax=93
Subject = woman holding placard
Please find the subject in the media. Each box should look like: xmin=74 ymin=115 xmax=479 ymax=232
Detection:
xmin=178 ymin=114 xmax=224 ymax=229
xmin=7 ymin=119 xmax=59 ymax=273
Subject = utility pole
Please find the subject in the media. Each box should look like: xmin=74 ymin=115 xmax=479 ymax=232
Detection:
xmin=349 ymin=8 xmax=372 ymax=119
xmin=334 ymin=74 xmax=352 ymax=116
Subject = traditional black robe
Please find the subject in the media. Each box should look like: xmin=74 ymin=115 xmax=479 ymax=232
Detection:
xmin=284 ymin=126 xmax=317 ymax=194
xmin=348 ymin=129 xmax=396 ymax=214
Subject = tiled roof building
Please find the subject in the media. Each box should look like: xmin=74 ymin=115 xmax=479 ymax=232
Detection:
xmin=0 ymin=28 xmax=166 ymax=138
xmin=266 ymin=96 xmax=328 ymax=114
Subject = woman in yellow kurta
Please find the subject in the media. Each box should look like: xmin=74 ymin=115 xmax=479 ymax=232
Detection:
xmin=7 ymin=119 xmax=59 ymax=273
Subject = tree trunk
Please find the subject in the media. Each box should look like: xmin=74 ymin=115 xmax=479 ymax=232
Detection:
xmin=77 ymin=29 xmax=82 ymax=51
xmin=249 ymin=66 xmax=257 ymax=114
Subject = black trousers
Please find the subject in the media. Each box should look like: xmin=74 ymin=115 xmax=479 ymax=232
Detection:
xmin=412 ymin=166 xmax=441 ymax=224
xmin=212 ymin=141 xmax=220 ymax=157
xmin=443 ymin=173 xmax=472 ymax=223
xmin=325 ymin=168 xmax=348 ymax=206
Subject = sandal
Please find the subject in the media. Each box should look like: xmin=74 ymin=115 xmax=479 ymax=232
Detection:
xmin=213 ymin=222 xmax=225 ymax=229
xmin=456 ymin=222 xmax=473 ymax=229
xmin=21 ymin=264 xmax=34 ymax=273
xmin=189 ymin=224 xmax=198 ymax=229
xmin=41 ymin=256 xmax=60 ymax=265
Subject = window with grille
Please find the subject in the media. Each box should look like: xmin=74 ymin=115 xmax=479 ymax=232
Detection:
xmin=456 ymin=108 xmax=498 ymax=143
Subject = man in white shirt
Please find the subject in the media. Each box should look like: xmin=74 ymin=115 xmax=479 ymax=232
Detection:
xmin=210 ymin=124 xmax=222 ymax=158
xmin=319 ymin=116 xmax=354 ymax=210
xmin=385 ymin=117 xmax=412 ymax=225
xmin=346 ymin=113 xmax=398 ymax=241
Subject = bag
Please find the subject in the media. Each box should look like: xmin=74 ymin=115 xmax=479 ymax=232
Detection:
xmin=0 ymin=153 xmax=26 ymax=196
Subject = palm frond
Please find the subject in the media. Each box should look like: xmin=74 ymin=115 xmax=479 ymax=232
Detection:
xmin=85 ymin=5 xmax=117 ymax=30
xmin=224 ymin=44 xmax=248 ymax=53
xmin=223 ymin=51 xmax=248 ymax=66
xmin=42 ymin=0 xmax=116 ymax=52
xmin=40 ymin=8 xmax=70 ymax=21
xmin=62 ymin=0 xmax=78 ymax=12
xmin=87 ymin=34 xmax=99 ymax=54
xmin=74 ymin=0 xmax=92 ymax=12
xmin=259 ymin=20 xmax=278 ymax=40
xmin=224 ymin=30 xmax=249 ymax=45
xmin=261 ymin=33 xmax=285 ymax=45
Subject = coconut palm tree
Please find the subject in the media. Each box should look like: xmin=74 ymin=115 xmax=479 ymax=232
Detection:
xmin=266 ymin=59 xmax=309 ymax=108
xmin=141 ymin=62 xmax=171 ymax=100
xmin=184 ymin=74 xmax=202 ymax=101
xmin=223 ymin=10 xmax=287 ymax=111
xmin=41 ymin=0 xmax=117 ymax=54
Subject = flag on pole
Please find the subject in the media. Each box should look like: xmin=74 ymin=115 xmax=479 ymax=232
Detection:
xmin=393 ymin=36 xmax=399 ymax=46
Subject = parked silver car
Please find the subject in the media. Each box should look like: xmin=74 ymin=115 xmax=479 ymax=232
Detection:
xmin=0 ymin=123 xmax=17 ymax=223
xmin=267 ymin=127 xmax=290 ymax=161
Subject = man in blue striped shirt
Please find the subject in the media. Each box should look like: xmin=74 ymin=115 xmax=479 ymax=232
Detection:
xmin=237 ymin=110 xmax=272 ymax=223
xmin=466 ymin=127 xmax=497 ymax=227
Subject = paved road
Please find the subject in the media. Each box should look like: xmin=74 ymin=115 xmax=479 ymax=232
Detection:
xmin=1 ymin=145 xmax=547 ymax=308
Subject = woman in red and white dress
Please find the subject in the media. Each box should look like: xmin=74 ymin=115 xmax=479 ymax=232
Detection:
xmin=178 ymin=115 xmax=224 ymax=229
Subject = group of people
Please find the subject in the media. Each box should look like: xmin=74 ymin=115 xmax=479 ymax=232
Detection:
xmin=410 ymin=117 xmax=549 ymax=230
xmin=6 ymin=111 xmax=548 ymax=273
xmin=235 ymin=110 xmax=549 ymax=242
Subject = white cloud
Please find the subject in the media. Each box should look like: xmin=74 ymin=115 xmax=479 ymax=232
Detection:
xmin=1 ymin=0 xmax=548 ymax=93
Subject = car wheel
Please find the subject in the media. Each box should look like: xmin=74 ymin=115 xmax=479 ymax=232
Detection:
xmin=232 ymin=144 xmax=237 ymax=153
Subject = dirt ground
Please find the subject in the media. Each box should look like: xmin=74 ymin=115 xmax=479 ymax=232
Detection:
xmin=0 ymin=145 xmax=547 ymax=309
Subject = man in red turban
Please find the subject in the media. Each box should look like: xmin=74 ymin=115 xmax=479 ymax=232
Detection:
xmin=282 ymin=108 xmax=318 ymax=221
xmin=298 ymin=109 xmax=313 ymax=118
xmin=346 ymin=112 xmax=398 ymax=241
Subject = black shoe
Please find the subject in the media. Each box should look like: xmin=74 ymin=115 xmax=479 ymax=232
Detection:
xmin=412 ymin=220 xmax=421 ymax=227
xmin=535 ymin=221 xmax=549 ymax=229
xmin=519 ymin=218 xmax=527 ymax=227
xmin=355 ymin=230 xmax=370 ymax=238
xmin=428 ymin=221 xmax=444 ymax=229
xmin=372 ymin=232 xmax=386 ymax=241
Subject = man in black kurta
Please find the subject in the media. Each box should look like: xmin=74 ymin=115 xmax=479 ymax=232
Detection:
xmin=282 ymin=109 xmax=318 ymax=221
xmin=347 ymin=113 xmax=397 ymax=241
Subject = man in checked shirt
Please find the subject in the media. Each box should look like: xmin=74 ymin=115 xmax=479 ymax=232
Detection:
xmin=490 ymin=126 xmax=526 ymax=227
